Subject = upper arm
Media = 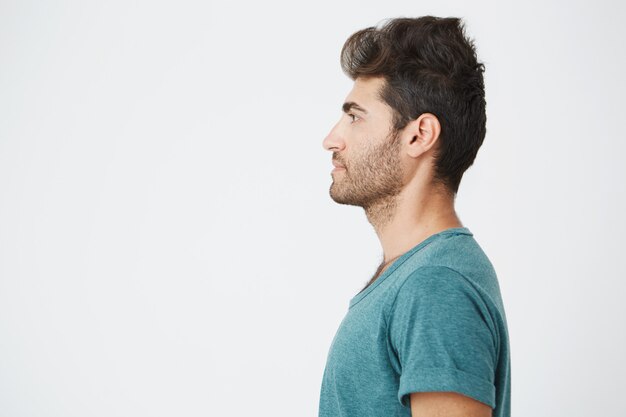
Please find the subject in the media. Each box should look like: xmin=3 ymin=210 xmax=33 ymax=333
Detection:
xmin=389 ymin=266 xmax=499 ymax=409
xmin=410 ymin=392 xmax=492 ymax=417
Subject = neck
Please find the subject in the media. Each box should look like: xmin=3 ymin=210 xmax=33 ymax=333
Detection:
xmin=363 ymin=181 xmax=463 ymax=264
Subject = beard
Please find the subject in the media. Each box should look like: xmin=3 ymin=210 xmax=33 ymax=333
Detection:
xmin=329 ymin=130 xmax=404 ymax=210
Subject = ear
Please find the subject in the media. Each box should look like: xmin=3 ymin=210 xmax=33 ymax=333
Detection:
xmin=401 ymin=113 xmax=441 ymax=158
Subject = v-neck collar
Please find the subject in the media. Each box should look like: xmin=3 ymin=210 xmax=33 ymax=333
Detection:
xmin=348 ymin=227 xmax=473 ymax=309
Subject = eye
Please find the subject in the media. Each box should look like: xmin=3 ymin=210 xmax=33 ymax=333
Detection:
xmin=348 ymin=113 xmax=360 ymax=123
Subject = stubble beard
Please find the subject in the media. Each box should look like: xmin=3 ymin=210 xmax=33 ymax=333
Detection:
xmin=328 ymin=131 xmax=404 ymax=228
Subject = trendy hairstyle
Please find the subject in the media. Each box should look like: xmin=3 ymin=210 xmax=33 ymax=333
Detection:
xmin=340 ymin=16 xmax=487 ymax=195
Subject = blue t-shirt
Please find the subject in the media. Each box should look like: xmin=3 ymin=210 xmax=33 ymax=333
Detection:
xmin=318 ymin=227 xmax=511 ymax=417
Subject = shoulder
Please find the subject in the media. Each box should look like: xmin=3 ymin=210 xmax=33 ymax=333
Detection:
xmin=385 ymin=265 xmax=500 ymax=352
xmin=388 ymin=265 xmax=494 ymax=323
xmin=391 ymin=265 xmax=484 ymax=305
xmin=394 ymin=237 xmax=506 ymax=320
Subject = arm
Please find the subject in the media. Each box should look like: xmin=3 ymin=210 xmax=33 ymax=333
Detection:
xmin=410 ymin=392 xmax=492 ymax=417
xmin=389 ymin=267 xmax=500 ymax=412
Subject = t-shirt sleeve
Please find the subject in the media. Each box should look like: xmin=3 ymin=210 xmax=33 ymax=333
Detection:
xmin=387 ymin=265 xmax=498 ymax=409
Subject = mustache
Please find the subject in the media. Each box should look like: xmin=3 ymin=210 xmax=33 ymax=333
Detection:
xmin=332 ymin=153 xmax=347 ymax=168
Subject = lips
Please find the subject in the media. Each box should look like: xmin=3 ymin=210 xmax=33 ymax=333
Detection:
xmin=332 ymin=160 xmax=346 ymax=169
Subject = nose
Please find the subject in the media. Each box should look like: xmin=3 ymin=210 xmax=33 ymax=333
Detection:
xmin=322 ymin=120 xmax=346 ymax=152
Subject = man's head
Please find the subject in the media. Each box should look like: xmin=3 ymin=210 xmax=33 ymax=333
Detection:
xmin=323 ymin=77 xmax=405 ymax=213
xmin=323 ymin=16 xmax=486 ymax=203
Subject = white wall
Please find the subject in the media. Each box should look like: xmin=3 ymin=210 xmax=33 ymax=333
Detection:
xmin=1 ymin=0 xmax=624 ymax=416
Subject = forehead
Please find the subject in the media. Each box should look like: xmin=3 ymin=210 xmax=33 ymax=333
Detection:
xmin=344 ymin=76 xmax=391 ymax=115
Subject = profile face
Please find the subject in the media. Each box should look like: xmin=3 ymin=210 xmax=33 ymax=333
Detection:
xmin=322 ymin=76 xmax=404 ymax=208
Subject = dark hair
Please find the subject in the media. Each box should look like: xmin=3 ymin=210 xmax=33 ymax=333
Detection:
xmin=340 ymin=16 xmax=487 ymax=195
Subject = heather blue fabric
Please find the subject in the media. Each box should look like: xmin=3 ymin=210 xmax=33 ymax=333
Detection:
xmin=318 ymin=227 xmax=511 ymax=417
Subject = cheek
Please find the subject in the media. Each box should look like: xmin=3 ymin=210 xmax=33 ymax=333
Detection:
xmin=399 ymin=157 xmax=414 ymax=182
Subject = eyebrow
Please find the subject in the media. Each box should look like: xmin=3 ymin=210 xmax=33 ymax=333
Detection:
xmin=342 ymin=101 xmax=369 ymax=115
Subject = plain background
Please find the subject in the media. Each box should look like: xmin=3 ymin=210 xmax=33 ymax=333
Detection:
xmin=1 ymin=0 xmax=625 ymax=416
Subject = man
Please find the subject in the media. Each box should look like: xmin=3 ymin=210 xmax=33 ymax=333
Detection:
xmin=318 ymin=16 xmax=511 ymax=417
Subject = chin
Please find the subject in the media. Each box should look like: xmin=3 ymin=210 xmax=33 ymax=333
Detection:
xmin=329 ymin=189 xmax=363 ymax=207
